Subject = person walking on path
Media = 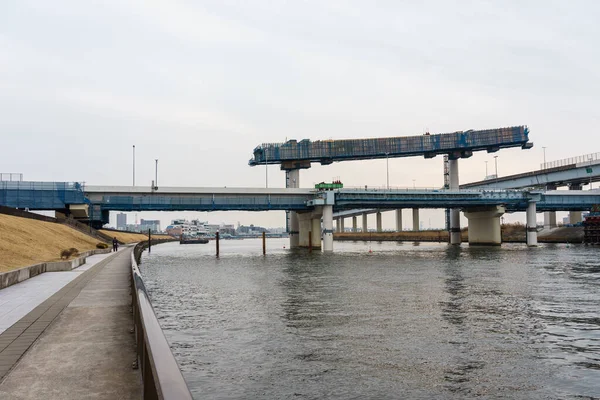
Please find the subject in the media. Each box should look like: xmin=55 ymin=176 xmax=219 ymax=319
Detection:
xmin=112 ymin=237 xmax=119 ymax=252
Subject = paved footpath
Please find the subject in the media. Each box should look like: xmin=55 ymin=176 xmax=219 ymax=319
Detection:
xmin=0 ymin=248 xmax=141 ymax=399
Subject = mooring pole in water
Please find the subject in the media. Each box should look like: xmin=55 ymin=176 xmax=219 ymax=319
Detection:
xmin=148 ymin=229 xmax=152 ymax=253
xmin=308 ymin=231 xmax=313 ymax=253
xmin=262 ymin=231 xmax=266 ymax=255
xmin=216 ymin=232 xmax=220 ymax=257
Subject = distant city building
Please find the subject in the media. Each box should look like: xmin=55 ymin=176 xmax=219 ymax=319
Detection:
xmin=140 ymin=219 xmax=161 ymax=233
xmin=116 ymin=213 xmax=127 ymax=230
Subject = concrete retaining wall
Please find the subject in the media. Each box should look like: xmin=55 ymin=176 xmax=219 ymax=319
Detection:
xmin=0 ymin=248 xmax=113 ymax=290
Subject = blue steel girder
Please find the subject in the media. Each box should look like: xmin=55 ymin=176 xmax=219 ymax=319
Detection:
xmin=94 ymin=194 xmax=312 ymax=212
xmin=332 ymin=190 xmax=529 ymax=211
xmin=249 ymin=126 xmax=531 ymax=167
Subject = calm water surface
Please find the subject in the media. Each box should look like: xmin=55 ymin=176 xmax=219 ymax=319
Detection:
xmin=141 ymin=239 xmax=600 ymax=399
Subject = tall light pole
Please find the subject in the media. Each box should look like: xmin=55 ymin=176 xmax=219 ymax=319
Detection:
xmin=412 ymin=179 xmax=416 ymax=189
xmin=132 ymin=145 xmax=136 ymax=186
xmin=542 ymin=146 xmax=547 ymax=169
xmin=155 ymin=159 xmax=158 ymax=187
xmin=494 ymin=155 xmax=498 ymax=178
xmin=485 ymin=161 xmax=488 ymax=178
xmin=385 ymin=153 xmax=389 ymax=189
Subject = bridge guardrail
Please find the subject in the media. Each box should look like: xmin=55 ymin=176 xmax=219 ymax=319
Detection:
xmin=131 ymin=242 xmax=193 ymax=400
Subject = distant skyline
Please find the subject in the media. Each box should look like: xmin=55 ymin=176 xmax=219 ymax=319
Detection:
xmin=2 ymin=1 xmax=598 ymax=228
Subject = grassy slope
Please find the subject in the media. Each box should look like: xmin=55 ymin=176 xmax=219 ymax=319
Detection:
xmin=99 ymin=230 xmax=172 ymax=244
xmin=0 ymin=214 xmax=101 ymax=272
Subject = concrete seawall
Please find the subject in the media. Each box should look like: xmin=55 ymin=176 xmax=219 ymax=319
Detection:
xmin=0 ymin=249 xmax=113 ymax=290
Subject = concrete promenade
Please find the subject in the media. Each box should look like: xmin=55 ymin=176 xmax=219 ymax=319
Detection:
xmin=0 ymin=248 xmax=141 ymax=399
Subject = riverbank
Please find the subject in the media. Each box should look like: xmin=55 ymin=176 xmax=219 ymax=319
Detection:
xmin=0 ymin=214 xmax=104 ymax=272
xmin=334 ymin=226 xmax=584 ymax=243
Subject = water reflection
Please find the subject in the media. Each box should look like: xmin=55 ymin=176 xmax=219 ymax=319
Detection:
xmin=140 ymin=240 xmax=600 ymax=399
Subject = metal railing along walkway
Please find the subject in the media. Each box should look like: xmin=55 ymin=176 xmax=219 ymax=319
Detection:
xmin=131 ymin=243 xmax=192 ymax=400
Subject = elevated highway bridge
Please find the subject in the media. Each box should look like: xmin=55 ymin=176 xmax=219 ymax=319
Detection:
xmin=2 ymin=181 xmax=600 ymax=250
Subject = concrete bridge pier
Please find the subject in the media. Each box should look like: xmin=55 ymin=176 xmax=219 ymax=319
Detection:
xmin=323 ymin=205 xmax=334 ymax=252
xmin=412 ymin=208 xmax=419 ymax=231
xmin=286 ymin=169 xmax=300 ymax=248
xmin=526 ymin=201 xmax=538 ymax=247
xmin=311 ymin=217 xmax=322 ymax=249
xmin=449 ymin=158 xmax=461 ymax=245
xmin=335 ymin=219 xmax=341 ymax=233
xmin=544 ymin=212 xmax=557 ymax=229
xmin=362 ymin=213 xmax=368 ymax=233
xmin=464 ymin=206 xmax=505 ymax=245
xmin=569 ymin=183 xmax=583 ymax=224
xmin=339 ymin=218 xmax=345 ymax=233
xmin=395 ymin=209 xmax=403 ymax=232
xmin=298 ymin=211 xmax=322 ymax=249
xmin=544 ymin=184 xmax=557 ymax=229
xmin=352 ymin=216 xmax=357 ymax=232
xmin=376 ymin=211 xmax=383 ymax=232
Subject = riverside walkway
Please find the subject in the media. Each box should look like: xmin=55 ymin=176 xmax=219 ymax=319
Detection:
xmin=0 ymin=248 xmax=141 ymax=399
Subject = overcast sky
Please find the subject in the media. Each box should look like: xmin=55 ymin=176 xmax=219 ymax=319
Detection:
xmin=2 ymin=1 xmax=599 ymax=229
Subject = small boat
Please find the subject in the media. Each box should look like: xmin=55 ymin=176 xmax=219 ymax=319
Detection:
xmin=179 ymin=235 xmax=209 ymax=244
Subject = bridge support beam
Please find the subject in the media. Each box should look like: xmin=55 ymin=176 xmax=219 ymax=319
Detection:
xmin=448 ymin=158 xmax=461 ymax=245
xmin=526 ymin=201 xmax=538 ymax=247
xmin=286 ymin=169 xmax=300 ymax=248
xmin=412 ymin=208 xmax=419 ymax=231
xmin=362 ymin=213 xmax=368 ymax=233
xmin=323 ymin=205 xmax=333 ymax=252
xmin=569 ymin=183 xmax=583 ymax=224
xmin=376 ymin=211 xmax=382 ymax=232
xmin=352 ymin=216 xmax=357 ymax=232
xmin=395 ymin=209 xmax=403 ymax=232
xmin=464 ymin=206 xmax=505 ymax=246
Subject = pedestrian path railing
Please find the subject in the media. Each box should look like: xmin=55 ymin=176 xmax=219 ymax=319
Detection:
xmin=131 ymin=243 xmax=193 ymax=400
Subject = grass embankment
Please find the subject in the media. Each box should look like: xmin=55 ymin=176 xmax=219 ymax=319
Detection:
xmin=0 ymin=214 xmax=102 ymax=272
xmin=99 ymin=230 xmax=172 ymax=244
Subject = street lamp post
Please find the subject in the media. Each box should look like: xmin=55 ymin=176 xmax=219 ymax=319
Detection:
xmin=412 ymin=179 xmax=416 ymax=189
xmin=132 ymin=145 xmax=136 ymax=186
xmin=494 ymin=156 xmax=498 ymax=178
xmin=542 ymin=147 xmax=547 ymax=169
xmin=155 ymin=159 xmax=158 ymax=188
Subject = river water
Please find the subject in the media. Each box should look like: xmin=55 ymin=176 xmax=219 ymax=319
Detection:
xmin=141 ymin=239 xmax=600 ymax=399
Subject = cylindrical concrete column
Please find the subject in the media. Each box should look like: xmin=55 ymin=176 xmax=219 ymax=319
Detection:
xmin=362 ymin=213 xmax=368 ymax=233
xmin=412 ymin=208 xmax=419 ymax=231
xmin=352 ymin=216 xmax=357 ymax=232
xmin=448 ymin=159 xmax=461 ymax=245
xmin=544 ymin=212 xmax=557 ymax=229
xmin=376 ymin=211 xmax=382 ymax=232
xmin=340 ymin=218 xmax=345 ymax=233
xmin=569 ymin=183 xmax=583 ymax=224
xmin=311 ymin=217 xmax=321 ymax=249
xmin=526 ymin=201 xmax=538 ymax=247
xmin=323 ymin=205 xmax=333 ymax=252
xmin=336 ymin=218 xmax=341 ymax=233
xmin=287 ymin=169 xmax=300 ymax=248
xmin=395 ymin=209 xmax=403 ymax=232
xmin=298 ymin=214 xmax=311 ymax=247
